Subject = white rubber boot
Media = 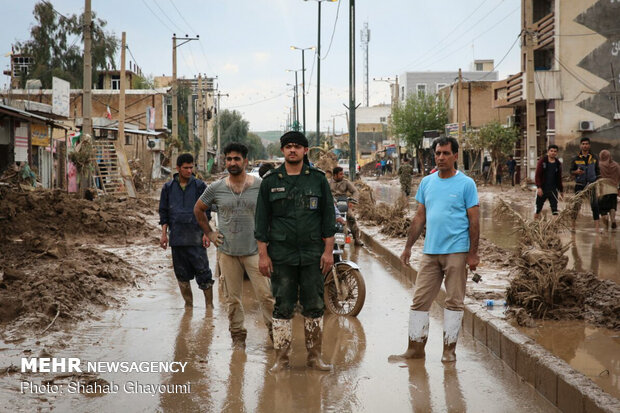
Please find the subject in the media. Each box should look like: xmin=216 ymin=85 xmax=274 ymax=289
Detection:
xmin=389 ymin=310 xmax=429 ymax=361
xmin=442 ymin=309 xmax=464 ymax=363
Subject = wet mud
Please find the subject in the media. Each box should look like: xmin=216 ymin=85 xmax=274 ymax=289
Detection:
xmin=0 ymin=243 xmax=560 ymax=412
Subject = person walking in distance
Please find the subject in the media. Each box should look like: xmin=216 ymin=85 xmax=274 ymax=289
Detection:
xmin=194 ymin=143 xmax=275 ymax=349
xmin=598 ymin=149 xmax=620 ymax=230
xmin=506 ymin=155 xmax=517 ymax=186
xmin=534 ymin=145 xmax=563 ymax=219
xmin=255 ymin=131 xmax=336 ymax=373
xmin=330 ymin=166 xmax=363 ymax=246
xmin=570 ymin=137 xmax=601 ymax=231
xmin=391 ymin=137 xmax=479 ymax=363
xmin=159 ymin=153 xmax=214 ymax=308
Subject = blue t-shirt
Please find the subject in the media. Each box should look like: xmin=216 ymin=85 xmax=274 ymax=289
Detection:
xmin=415 ymin=171 xmax=478 ymax=254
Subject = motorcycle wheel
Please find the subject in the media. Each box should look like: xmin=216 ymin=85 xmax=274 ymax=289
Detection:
xmin=324 ymin=263 xmax=366 ymax=317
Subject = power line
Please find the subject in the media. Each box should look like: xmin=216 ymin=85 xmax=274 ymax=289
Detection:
xmin=397 ymin=0 xmax=492 ymax=72
xmin=408 ymin=0 xmax=512 ymax=71
xmin=168 ymin=0 xmax=199 ymax=35
xmin=478 ymin=32 xmax=521 ymax=80
xmin=141 ymin=0 xmax=175 ymax=33
xmin=152 ymin=0 xmax=184 ymax=33
xmin=320 ymin=0 xmax=343 ymax=61
xmin=227 ymin=90 xmax=290 ymax=109
xmin=416 ymin=5 xmax=519 ymax=71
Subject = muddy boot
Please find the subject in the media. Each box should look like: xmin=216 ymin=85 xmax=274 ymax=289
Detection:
xmin=304 ymin=317 xmax=332 ymax=371
xmin=441 ymin=309 xmax=464 ymax=363
xmin=231 ymin=329 xmax=247 ymax=350
xmin=388 ymin=310 xmax=429 ymax=361
xmin=178 ymin=281 xmax=193 ymax=308
xmin=270 ymin=318 xmax=292 ymax=373
xmin=202 ymin=285 xmax=214 ymax=308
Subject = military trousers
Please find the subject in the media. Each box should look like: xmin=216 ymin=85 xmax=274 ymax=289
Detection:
xmin=271 ymin=262 xmax=325 ymax=319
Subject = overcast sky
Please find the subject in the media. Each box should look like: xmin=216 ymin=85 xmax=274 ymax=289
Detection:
xmin=2 ymin=0 xmax=522 ymax=132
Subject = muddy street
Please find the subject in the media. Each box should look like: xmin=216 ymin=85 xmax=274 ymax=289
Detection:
xmin=1 ymin=241 xmax=559 ymax=412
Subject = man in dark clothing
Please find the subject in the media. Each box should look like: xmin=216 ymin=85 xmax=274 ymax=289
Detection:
xmin=255 ymin=131 xmax=336 ymax=373
xmin=570 ymin=137 xmax=601 ymax=231
xmin=506 ymin=155 xmax=517 ymax=186
xmin=159 ymin=153 xmax=213 ymax=308
xmin=534 ymin=145 xmax=563 ymax=219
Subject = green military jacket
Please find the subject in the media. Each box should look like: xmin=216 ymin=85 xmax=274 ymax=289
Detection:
xmin=255 ymin=163 xmax=336 ymax=265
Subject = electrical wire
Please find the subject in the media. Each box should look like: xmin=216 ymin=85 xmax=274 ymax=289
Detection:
xmin=320 ymin=0 xmax=343 ymax=61
xmin=168 ymin=0 xmax=199 ymax=35
xmin=227 ymin=90 xmax=290 ymax=109
xmin=478 ymin=33 xmax=521 ymax=80
xmin=553 ymin=55 xmax=598 ymax=92
xmin=397 ymin=0 xmax=491 ymax=72
xmin=416 ymin=5 xmax=520 ymax=71
xmin=152 ymin=0 xmax=184 ymax=33
xmin=141 ymin=0 xmax=175 ymax=33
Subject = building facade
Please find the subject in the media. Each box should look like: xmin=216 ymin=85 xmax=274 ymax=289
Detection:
xmin=492 ymin=0 xmax=620 ymax=166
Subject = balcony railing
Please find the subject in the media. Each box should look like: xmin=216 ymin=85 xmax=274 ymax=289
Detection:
xmin=534 ymin=12 xmax=554 ymax=50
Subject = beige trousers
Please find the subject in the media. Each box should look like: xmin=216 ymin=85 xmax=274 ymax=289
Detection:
xmin=219 ymin=253 xmax=275 ymax=333
xmin=410 ymin=253 xmax=467 ymax=312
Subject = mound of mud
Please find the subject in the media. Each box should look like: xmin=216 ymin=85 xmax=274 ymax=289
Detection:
xmin=355 ymin=181 xmax=411 ymax=237
xmin=0 ymin=188 xmax=155 ymax=242
xmin=0 ymin=187 xmax=158 ymax=337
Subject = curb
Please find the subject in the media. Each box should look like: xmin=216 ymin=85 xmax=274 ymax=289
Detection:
xmin=359 ymin=228 xmax=620 ymax=413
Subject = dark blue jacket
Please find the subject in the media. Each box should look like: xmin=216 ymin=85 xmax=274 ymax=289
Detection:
xmin=570 ymin=153 xmax=600 ymax=186
xmin=159 ymin=174 xmax=210 ymax=247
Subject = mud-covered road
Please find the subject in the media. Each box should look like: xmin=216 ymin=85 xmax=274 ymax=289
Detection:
xmin=1 ymin=240 xmax=559 ymax=412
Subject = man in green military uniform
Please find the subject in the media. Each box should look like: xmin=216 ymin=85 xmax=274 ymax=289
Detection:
xmin=398 ymin=159 xmax=414 ymax=196
xmin=255 ymin=131 xmax=336 ymax=373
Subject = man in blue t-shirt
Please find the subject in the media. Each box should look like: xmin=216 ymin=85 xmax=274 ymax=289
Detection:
xmin=391 ymin=136 xmax=479 ymax=363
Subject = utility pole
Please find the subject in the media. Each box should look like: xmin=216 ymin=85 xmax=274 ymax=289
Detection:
xmin=82 ymin=0 xmax=92 ymax=138
xmin=524 ymin=2 xmax=538 ymax=182
xmin=457 ymin=68 xmax=464 ymax=169
xmin=187 ymin=92 xmax=194 ymax=158
xmin=361 ymin=22 xmax=370 ymax=107
xmin=197 ymin=74 xmax=204 ymax=169
xmin=171 ymin=34 xmax=199 ymax=160
xmin=348 ymin=0 xmax=357 ymax=179
xmin=214 ymin=91 xmax=228 ymax=165
xmin=119 ymin=32 xmax=126 ymax=146
xmin=373 ymin=75 xmax=400 ymax=169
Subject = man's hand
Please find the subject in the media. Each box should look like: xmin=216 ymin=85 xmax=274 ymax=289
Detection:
xmin=400 ymin=249 xmax=412 ymax=266
xmin=466 ymin=252 xmax=480 ymax=271
xmin=202 ymin=234 xmax=211 ymax=248
xmin=160 ymin=233 xmax=168 ymax=250
xmin=207 ymin=231 xmax=224 ymax=247
xmin=259 ymin=253 xmax=273 ymax=278
xmin=320 ymin=250 xmax=334 ymax=275
xmin=336 ymin=217 xmax=346 ymax=225
xmin=537 ymin=188 xmax=543 ymax=197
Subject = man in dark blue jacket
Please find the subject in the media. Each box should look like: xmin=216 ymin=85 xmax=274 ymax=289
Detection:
xmin=570 ymin=137 xmax=601 ymax=231
xmin=159 ymin=153 xmax=213 ymax=308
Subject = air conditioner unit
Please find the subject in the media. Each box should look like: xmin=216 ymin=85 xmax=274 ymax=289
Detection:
xmin=578 ymin=120 xmax=594 ymax=131
xmin=147 ymin=138 xmax=165 ymax=151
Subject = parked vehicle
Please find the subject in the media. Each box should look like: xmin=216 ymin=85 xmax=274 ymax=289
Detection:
xmin=324 ymin=196 xmax=366 ymax=316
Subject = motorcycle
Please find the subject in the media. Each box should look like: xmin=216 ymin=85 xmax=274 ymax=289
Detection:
xmin=324 ymin=197 xmax=366 ymax=317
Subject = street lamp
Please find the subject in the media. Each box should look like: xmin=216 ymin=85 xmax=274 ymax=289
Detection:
xmin=290 ymin=46 xmax=315 ymax=136
xmin=304 ymin=0 xmax=338 ymax=146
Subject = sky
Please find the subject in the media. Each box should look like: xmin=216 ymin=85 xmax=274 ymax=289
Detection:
xmin=1 ymin=0 xmax=522 ymax=133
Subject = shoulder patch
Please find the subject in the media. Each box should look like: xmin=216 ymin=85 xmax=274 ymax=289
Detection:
xmin=309 ymin=166 xmax=325 ymax=175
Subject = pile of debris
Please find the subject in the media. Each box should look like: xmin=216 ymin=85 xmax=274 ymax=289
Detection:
xmin=314 ymin=151 xmax=338 ymax=177
xmin=0 ymin=187 xmax=158 ymax=337
xmin=495 ymin=185 xmax=620 ymax=329
xmin=128 ymin=159 xmax=148 ymax=192
xmin=355 ymin=181 xmax=411 ymax=237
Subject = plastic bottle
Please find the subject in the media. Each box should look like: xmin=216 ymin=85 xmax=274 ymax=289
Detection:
xmin=485 ymin=299 xmax=507 ymax=307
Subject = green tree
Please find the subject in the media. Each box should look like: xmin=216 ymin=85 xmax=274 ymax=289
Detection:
xmin=212 ymin=109 xmax=267 ymax=159
xmin=15 ymin=1 xmax=118 ymax=88
xmin=390 ymin=93 xmax=448 ymax=173
xmin=266 ymin=142 xmax=281 ymax=158
xmin=132 ymin=74 xmax=154 ymax=90
xmin=466 ymin=120 xmax=519 ymax=182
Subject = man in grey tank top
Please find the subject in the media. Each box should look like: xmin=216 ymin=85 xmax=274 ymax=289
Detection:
xmin=194 ymin=143 xmax=274 ymax=349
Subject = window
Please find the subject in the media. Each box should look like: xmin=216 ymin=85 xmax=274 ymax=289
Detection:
xmin=416 ymin=84 xmax=427 ymax=95
xmin=436 ymin=83 xmax=447 ymax=92
xmin=475 ymin=63 xmax=484 ymax=71
xmin=111 ymin=75 xmax=121 ymax=90
xmin=379 ymin=116 xmax=387 ymax=123
xmin=401 ymin=86 xmax=405 ymax=100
